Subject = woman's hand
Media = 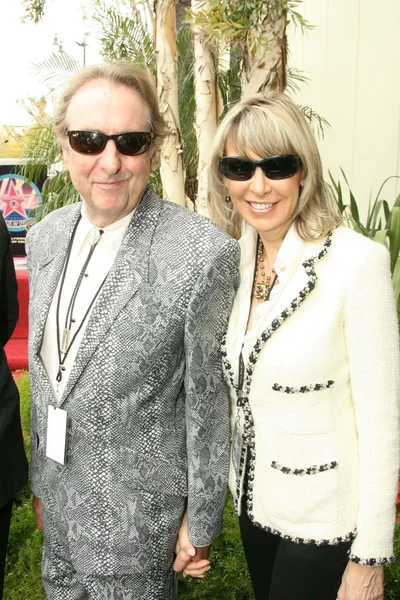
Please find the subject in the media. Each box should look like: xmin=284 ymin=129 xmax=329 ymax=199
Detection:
xmin=173 ymin=512 xmax=211 ymax=578
xmin=337 ymin=561 xmax=384 ymax=600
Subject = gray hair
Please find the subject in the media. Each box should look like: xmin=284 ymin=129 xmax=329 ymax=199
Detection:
xmin=54 ymin=60 xmax=167 ymax=155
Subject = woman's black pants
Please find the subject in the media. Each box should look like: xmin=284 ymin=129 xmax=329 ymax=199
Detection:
xmin=0 ymin=500 xmax=13 ymax=600
xmin=239 ymin=508 xmax=350 ymax=600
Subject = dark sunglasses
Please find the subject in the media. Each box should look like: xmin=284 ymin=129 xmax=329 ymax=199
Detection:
xmin=67 ymin=130 xmax=153 ymax=156
xmin=220 ymin=154 xmax=301 ymax=181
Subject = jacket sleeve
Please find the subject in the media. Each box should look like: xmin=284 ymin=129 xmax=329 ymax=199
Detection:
xmin=344 ymin=241 xmax=400 ymax=565
xmin=0 ymin=215 xmax=18 ymax=346
xmin=184 ymin=236 xmax=240 ymax=547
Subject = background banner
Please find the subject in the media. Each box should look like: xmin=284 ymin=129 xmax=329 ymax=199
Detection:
xmin=0 ymin=163 xmax=45 ymax=256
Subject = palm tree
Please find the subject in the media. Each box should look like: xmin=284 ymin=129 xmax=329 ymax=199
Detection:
xmin=21 ymin=0 xmax=326 ymax=218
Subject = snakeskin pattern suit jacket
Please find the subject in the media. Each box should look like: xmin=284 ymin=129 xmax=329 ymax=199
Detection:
xmin=26 ymin=188 xmax=240 ymax=577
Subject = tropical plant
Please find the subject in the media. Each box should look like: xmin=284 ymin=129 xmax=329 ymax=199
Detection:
xmin=20 ymin=0 xmax=330 ymax=217
xmin=329 ymin=170 xmax=400 ymax=320
xmin=0 ymin=127 xmax=24 ymax=159
xmin=19 ymin=16 xmax=198 ymax=212
xmin=187 ymin=0 xmax=310 ymax=97
xmin=18 ymin=50 xmax=81 ymax=218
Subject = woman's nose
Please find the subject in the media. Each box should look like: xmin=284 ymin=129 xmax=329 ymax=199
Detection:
xmin=249 ymin=166 xmax=272 ymax=195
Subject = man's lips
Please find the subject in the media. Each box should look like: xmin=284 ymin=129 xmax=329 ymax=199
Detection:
xmin=94 ymin=180 xmax=127 ymax=189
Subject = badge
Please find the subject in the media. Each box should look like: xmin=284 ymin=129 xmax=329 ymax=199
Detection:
xmin=46 ymin=405 xmax=68 ymax=465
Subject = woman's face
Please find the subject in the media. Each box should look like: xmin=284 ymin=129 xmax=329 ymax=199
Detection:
xmin=223 ymin=140 xmax=304 ymax=243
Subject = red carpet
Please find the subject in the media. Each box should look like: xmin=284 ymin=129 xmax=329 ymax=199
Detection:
xmin=5 ymin=261 xmax=28 ymax=371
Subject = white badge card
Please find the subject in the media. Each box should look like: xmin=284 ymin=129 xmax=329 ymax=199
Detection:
xmin=46 ymin=405 xmax=68 ymax=465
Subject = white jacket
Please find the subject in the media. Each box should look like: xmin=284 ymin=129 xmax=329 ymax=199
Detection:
xmin=224 ymin=224 xmax=400 ymax=565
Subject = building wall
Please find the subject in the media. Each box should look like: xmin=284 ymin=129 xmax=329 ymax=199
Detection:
xmin=287 ymin=0 xmax=400 ymax=217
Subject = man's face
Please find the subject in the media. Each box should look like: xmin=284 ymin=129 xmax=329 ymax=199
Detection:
xmin=62 ymin=78 xmax=153 ymax=227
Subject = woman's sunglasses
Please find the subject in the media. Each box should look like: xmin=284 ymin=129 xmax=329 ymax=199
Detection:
xmin=220 ymin=154 xmax=301 ymax=181
xmin=67 ymin=130 xmax=153 ymax=156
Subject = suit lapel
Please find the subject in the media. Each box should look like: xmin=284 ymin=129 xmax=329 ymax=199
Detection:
xmin=247 ymin=234 xmax=332 ymax=360
xmin=259 ymin=241 xmax=314 ymax=330
xmin=59 ymin=189 xmax=162 ymax=404
xmin=30 ymin=204 xmax=82 ymax=403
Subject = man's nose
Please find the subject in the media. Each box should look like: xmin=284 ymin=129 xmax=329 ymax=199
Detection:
xmin=98 ymin=140 xmax=122 ymax=173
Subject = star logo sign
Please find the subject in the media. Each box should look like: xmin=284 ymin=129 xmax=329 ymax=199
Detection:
xmin=1 ymin=180 xmax=27 ymax=219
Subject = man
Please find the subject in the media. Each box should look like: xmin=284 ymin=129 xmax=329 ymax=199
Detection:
xmin=26 ymin=61 xmax=239 ymax=599
xmin=0 ymin=213 xmax=28 ymax=599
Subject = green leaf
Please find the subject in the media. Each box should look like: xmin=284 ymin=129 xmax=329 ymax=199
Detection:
xmin=348 ymin=216 xmax=370 ymax=237
xmin=339 ymin=168 xmax=360 ymax=223
xmin=349 ymin=195 xmax=360 ymax=224
xmin=373 ymin=229 xmax=388 ymax=246
xmin=391 ymin=255 xmax=400 ymax=321
xmin=383 ymin=200 xmax=391 ymax=224
xmin=388 ymin=206 xmax=400 ymax=273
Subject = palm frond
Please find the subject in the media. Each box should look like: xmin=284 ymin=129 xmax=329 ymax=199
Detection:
xmin=285 ymin=68 xmax=310 ymax=93
xmin=93 ymin=1 xmax=155 ymax=71
xmin=299 ymin=105 xmax=330 ymax=139
xmin=31 ymin=51 xmax=81 ymax=87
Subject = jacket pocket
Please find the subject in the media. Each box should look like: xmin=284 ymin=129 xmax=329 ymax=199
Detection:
xmin=267 ymin=432 xmax=339 ymax=524
xmin=271 ymin=380 xmax=334 ymax=434
xmin=272 ymin=380 xmax=334 ymax=394
xmin=110 ymin=450 xmax=187 ymax=574
xmin=110 ymin=491 xmax=156 ymax=574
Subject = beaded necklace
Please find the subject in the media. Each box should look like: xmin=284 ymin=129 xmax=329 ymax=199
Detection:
xmin=253 ymin=236 xmax=278 ymax=301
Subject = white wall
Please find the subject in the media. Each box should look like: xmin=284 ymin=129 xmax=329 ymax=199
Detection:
xmin=287 ymin=0 xmax=400 ymax=217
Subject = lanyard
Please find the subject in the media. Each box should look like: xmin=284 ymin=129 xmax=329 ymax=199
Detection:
xmin=55 ymin=218 xmax=108 ymax=385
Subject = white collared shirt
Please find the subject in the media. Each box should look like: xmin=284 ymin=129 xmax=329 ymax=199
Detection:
xmin=40 ymin=205 xmax=136 ymax=400
xmin=228 ymin=223 xmax=305 ymax=373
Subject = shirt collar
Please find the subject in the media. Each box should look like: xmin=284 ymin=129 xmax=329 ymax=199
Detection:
xmin=73 ymin=205 xmax=136 ymax=258
xmin=273 ymin=223 xmax=306 ymax=282
xmin=239 ymin=221 xmax=306 ymax=280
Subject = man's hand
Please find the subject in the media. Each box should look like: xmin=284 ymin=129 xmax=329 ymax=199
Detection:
xmin=337 ymin=561 xmax=384 ymax=600
xmin=173 ymin=512 xmax=211 ymax=578
xmin=32 ymin=494 xmax=44 ymax=530
xmin=181 ymin=545 xmax=210 ymax=578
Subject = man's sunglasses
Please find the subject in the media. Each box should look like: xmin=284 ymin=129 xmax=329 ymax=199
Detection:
xmin=67 ymin=130 xmax=153 ymax=156
xmin=220 ymin=154 xmax=301 ymax=181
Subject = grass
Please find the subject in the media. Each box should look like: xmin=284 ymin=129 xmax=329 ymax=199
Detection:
xmin=5 ymin=374 xmax=400 ymax=599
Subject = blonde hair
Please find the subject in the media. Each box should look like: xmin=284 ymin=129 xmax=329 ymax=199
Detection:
xmin=54 ymin=60 xmax=167 ymax=155
xmin=207 ymin=93 xmax=341 ymax=240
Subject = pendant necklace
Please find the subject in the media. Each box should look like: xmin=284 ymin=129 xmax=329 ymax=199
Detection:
xmin=55 ymin=220 xmax=107 ymax=387
xmin=253 ymin=236 xmax=278 ymax=301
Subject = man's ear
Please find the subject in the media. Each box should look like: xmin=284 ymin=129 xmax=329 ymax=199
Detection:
xmin=149 ymin=148 xmax=158 ymax=173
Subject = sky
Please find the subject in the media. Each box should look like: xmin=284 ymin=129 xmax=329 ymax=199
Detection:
xmin=1 ymin=0 xmax=102 ymax=128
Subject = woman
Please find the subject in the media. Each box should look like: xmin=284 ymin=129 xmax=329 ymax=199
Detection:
xmin=205 ymin=93 xmax=400 ymax=600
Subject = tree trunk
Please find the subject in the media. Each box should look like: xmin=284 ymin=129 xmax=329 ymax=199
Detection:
xmin=191 ymin=0 xmax=219 ymax=217
xmin=155 ymin=0 xmax=187 ymax=206
xmin=241 ymin=9 xmax=287 ymax=98
xmin=129 ymin=0 xmax=155 ymax=36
